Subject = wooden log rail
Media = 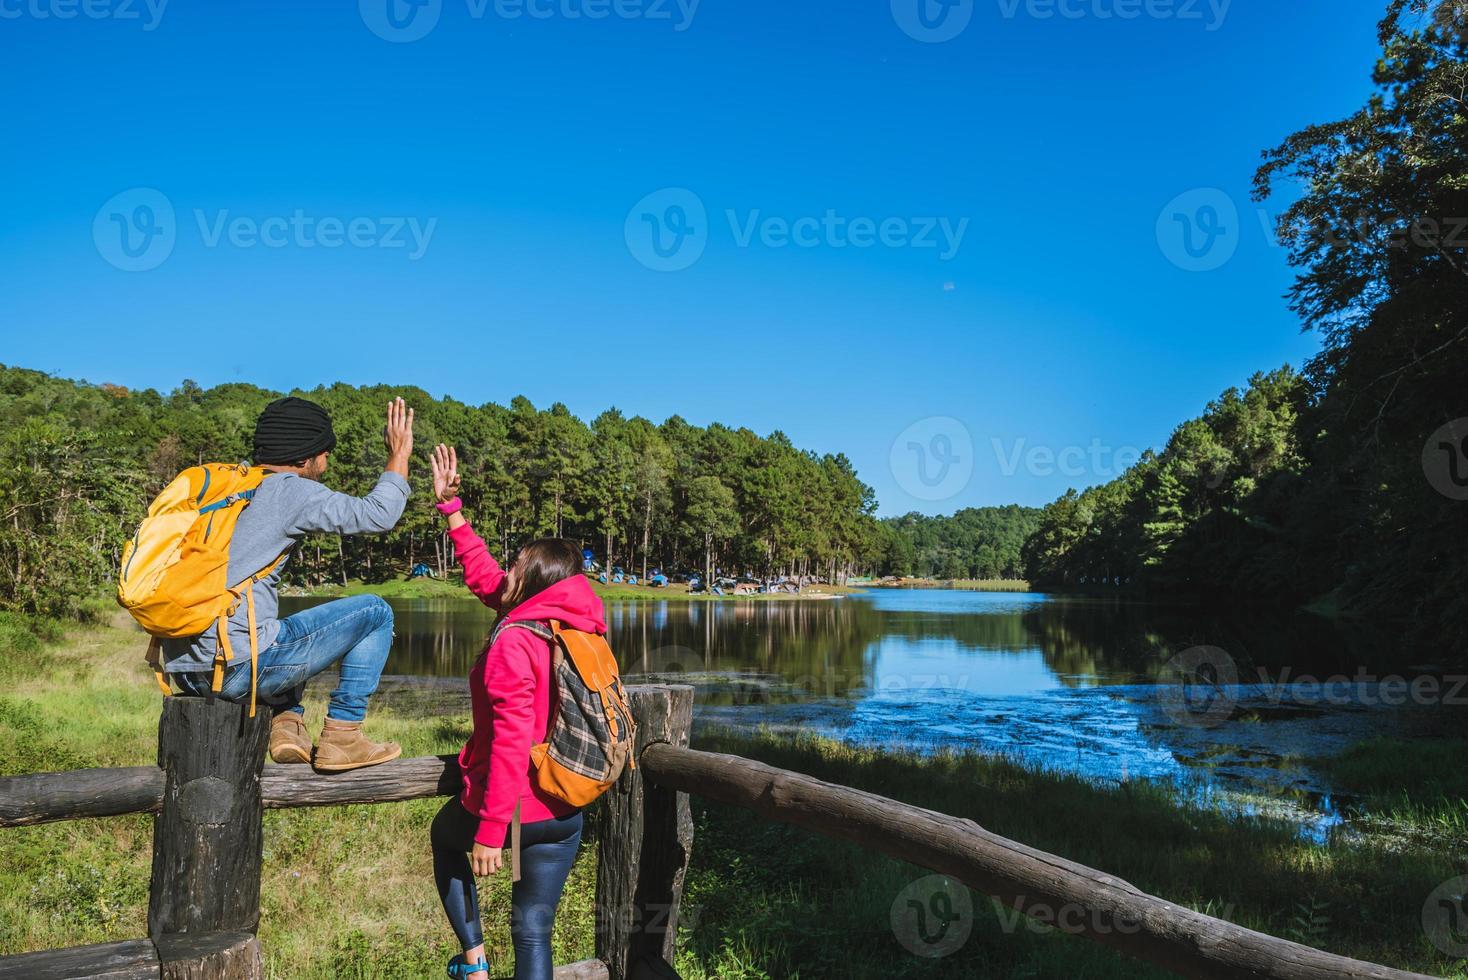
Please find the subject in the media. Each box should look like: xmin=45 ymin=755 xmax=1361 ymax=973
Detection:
xmin=0 ymin=684 xmax=1445 ymax=980
xmin=638 ymin=744 xmax=1439 ymax=980
xmin=0 ymin=687 xmax=693 ymax=980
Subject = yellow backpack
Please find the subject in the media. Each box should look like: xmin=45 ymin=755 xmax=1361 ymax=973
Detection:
xmin=118 ymin=463 xmax=285 ymax=716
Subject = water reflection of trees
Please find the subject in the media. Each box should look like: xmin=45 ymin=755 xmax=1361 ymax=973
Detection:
xmin=285 ymin=593 xmax=1382 ymax=698
xmin=1022 ymin=598 xmax=1377 ymax=683
xmin=606 ymin=600 xmax=883 ymax=697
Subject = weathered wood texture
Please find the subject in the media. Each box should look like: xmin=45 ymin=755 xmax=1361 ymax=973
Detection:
xmin=0 ymin=932 xmax=263 ymax=980
xmin=542 ymin=960 xmax=611 ymax=979
xmin=260 ymin=753 xmax=460 ymax=807
xmin=640 ymin=745 xmax=1439 ymax=980
xmin=0 ymin=755 xmax=462 ymax=829
xmin=0 ymin=766 xmax=164 ymax=827
xmin=148 ymin=698 xmax=270 ymax=938
xmin=596 ymin=686 xmax=694 ymax=980
xmin=156 ymin=932 xmax=261 ymax=980
xmin=0 ymin=938 xmax=158 ymax=980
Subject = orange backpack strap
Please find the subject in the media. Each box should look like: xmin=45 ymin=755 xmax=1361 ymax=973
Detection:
xmin=146 ymin=637 xmax=171 ymax=696
xmin=207 ymin=548 xmax=291 ymax=718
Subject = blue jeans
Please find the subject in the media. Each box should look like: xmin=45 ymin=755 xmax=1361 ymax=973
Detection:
xmin=174 ymin=594 xmax=394 ymax=722
xmin=431 ymin=799 xmax=583 ymax=980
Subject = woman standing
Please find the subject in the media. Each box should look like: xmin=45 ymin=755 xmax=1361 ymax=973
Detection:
xmin=428 ymin=444 xmax=601 ymax=980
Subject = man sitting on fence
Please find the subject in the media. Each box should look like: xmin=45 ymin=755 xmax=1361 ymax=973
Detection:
xmin=162 ymin=396 xmax=414 ymax=772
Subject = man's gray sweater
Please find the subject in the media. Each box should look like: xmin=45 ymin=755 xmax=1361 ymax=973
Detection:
xmin=162 ymin=469 xmax=410 ymax=673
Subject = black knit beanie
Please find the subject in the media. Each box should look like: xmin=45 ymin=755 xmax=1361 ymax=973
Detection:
xmin=252 ymin=397 xmax=337 ymax=465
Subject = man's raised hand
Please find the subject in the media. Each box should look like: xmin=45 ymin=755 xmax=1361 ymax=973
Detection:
xmin=384 ymin=397 xmax=414 ymax=478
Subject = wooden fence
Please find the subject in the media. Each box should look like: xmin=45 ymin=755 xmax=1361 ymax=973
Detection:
xmin=0 ymin=685 xmax=1441 ymax=980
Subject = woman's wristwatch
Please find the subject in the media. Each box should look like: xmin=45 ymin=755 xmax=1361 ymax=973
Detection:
xmin=435 ymin=496 xmax=463 ymax=516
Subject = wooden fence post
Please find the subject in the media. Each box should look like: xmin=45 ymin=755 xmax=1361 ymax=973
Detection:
xmin=147 ymin=697 xmax=270 ymax=940
xmin=596 ymin=685 xmax=693 ymax=980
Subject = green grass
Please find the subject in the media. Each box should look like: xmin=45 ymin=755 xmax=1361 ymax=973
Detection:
xmin=675 ymin=731 xmax=1467 ymax=979
xmin=293 ymin=576 xmax=470 ymax=600
xmin=0 ymin=613 xmax=594 ymax=978
xmin=1320 ymin=738 xmax=1468 ymax=842
xmin=1 ymin=618 xmax=1462 ymax=979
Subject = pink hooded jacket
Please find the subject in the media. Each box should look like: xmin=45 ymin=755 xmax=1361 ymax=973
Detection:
xmin=448 ymin=521 xmax=606 ymax=847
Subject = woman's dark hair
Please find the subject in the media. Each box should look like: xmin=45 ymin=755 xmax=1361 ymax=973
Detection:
xmin=501 ymin=538 xmax=584 ymax=610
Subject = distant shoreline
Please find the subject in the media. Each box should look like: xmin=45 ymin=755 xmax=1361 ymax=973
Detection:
xmin=859 ymin=577 xmax=1030 ymax=593
xmin=292 ymin=576 xmax=863 ymax=603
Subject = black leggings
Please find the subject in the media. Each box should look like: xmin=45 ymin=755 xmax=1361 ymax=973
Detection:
xmin=430 ymin=799 xmax=583 ymax=980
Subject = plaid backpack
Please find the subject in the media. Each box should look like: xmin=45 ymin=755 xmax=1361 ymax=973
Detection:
xmin=491 ymin=617 xmax=635 ymax=880
xmin=491 ymin=618 xmax=636 ymax=807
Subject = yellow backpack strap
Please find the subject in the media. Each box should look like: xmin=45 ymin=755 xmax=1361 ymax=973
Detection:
xmin=146 ymin=637 xmax=172 ymax=696
xmin=213 ymin=614 xmax=232 ymax=693
xmin=241 ymin=549 xmax=289 ymax=719
xmin=246 ymin=588 xmax=260 ymax=719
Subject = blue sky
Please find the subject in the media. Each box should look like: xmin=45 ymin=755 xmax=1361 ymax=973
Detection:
xmin=1 ymin=0 xmax=1385 ymax=514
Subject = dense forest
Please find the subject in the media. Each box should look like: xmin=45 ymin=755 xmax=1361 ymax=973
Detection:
xmin=1024 ymin=0 xmax=1468 ymax=654
xmin=880 ymin=506 xmax=1040 ymax=580
xmin=0 ymin=365 xmax=908 ymax=617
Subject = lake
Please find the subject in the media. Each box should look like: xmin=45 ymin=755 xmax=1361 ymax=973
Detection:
xmin=281 ymin=588 xmax=1464 ymax=840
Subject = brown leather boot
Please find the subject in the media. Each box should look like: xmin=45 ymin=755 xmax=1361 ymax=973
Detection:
xmin=312 ymin=719 xmax=402 ymax=773
xmin=269 ymin=711 xmax=313 ymax=765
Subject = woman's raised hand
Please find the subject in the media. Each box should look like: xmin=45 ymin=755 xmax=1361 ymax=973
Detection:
xmin=431 ymin=443 xmax=462 ymax=504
